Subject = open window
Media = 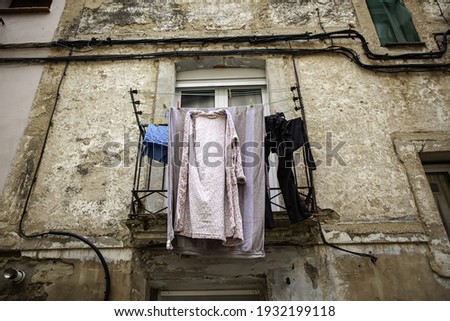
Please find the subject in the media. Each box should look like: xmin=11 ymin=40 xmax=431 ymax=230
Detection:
xmin=366 ymin=0 xmax=420 ymax=46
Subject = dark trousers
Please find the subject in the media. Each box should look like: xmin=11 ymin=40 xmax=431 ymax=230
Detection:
xmin=264 ymin=115 xmax=313 ymax=229
xmin=277 ymin=154 xmax=311 ymax=223
xmin=265 ymin=149 xmax=312 ymax=229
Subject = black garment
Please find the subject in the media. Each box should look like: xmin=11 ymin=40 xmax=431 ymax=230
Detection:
xmin=285 ymin=118 xmax=316 ymax=170
xmin=264 ymin=113 xmax=316 ymax=229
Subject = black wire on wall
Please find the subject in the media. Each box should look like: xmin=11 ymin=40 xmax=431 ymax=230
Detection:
xmin=7 ymin=27 xmax=448 ymax=295
xmin=0 ymin=47 xmax=449 ymax=73
xmin=17 ymin=51 xmax=111 ymax=301
xmin=436 ymin=0 xmax=450 ymax=26
xmin=1 ymin=29 xmax=448 ymax=61
xmin=0 ymin=29 xmax=449 ymax=73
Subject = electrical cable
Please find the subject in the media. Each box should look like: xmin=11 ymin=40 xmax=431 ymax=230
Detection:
xmin=46 ymin=230 xmax=111 ymax=301
xmin=8 ymin=25 xmax=447 ymax=292
xmin=17 ymin=50 xmax=111 ymax=301
xmin=18 ymin=55 xmax=71 ymax=239
xmin=0 ymin=46 xmax=449 ymax=72
xmin=0 ymin=29 xmax=448 ymax=62
xmin=436 ymin=0 xmax=450 ymax=26
xmin=316 ymin=8 xmax=334 ymax=47
xmin=315 ymin=218 xmax=378 ymax=264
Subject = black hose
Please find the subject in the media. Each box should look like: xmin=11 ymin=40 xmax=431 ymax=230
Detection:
xmin=47 ymin=230 xmax=111 ymax=301
xmin=17 ymin=50 xmax=111 ymax=301
xmin=1 ymin=47 xmax=449 ymax=72
xmin=315 ymin=219 xmax=378 ymax=264
xmin=1 ymin=29 xmax=448 ymax=62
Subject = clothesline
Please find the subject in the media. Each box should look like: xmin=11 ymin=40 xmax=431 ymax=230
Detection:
xmin=148 ymin=103 xmax=300 ymax=125
xmin=154 ymin=99 xmax=295 ymax=109
xmin=135 ymin=87 xmax=294 ymax=97
xmin=140 ymin=97 xmax=298 ymax=116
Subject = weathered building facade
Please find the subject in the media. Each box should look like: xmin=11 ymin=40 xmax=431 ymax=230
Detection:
xmin=1 ymin=0 xmax=450 ymax=300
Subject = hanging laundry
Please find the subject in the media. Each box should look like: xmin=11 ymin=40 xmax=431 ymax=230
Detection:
xmin=264 ymin=113 xmax=316 ymax=229
xmin=142 ymin=124 xmax=169 ymax=163
xmin=174 ymin=109 xmax=246 ymax=246
xmin=167 ymin=106 xmax=265 ymax=258
xmin=284 ymin=117 xmax=316 ymax=170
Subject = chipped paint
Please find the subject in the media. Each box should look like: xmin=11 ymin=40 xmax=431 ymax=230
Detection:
xmin=1 ymin=0 xmax=450 ymax=300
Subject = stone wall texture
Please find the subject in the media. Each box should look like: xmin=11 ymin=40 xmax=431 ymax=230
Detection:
xmin=1 ymin=0 xmax=449 ymax=300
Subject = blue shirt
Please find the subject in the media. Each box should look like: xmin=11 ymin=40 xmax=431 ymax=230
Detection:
xmin=142 ymin=124 xmax=169 ymax=163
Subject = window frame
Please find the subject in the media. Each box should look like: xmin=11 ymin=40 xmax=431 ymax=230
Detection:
xmin=423 ymin=164 xmax=450 ymax=175
xmin=173 ymin=67 xmax=283 ymax=211
xmin=392 ymin=133 xmax=450 ymax=277
xmin=0 ymin=0 xmax=52 ymax=13
xmin=174 ymin=68 xmax=269 ymax=112
xmin=423 ymin=164 xmax=450 ymax=240
xmin=148 ymin=276 xmax=268 ymax=301
xmin=366 ymin=0 xmax=421 ymax=46
xmin=177 ymin=86 xmax=268 ymax=109
xmin=154 ymin=289 xmax=264 ymax=301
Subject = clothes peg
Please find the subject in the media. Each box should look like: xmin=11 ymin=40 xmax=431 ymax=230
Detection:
xmin=162 ymin=104 xmax=169 ymax=118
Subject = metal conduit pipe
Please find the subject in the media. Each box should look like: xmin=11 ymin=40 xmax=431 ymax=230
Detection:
xmin=1 ymin=47 xmax=449 ymax=72
xmin=0 ymin=29 xmax=448 ymax=61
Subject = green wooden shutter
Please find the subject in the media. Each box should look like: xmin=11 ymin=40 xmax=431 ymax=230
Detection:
xmin=366 ymin=0 xmax=420 ymax=46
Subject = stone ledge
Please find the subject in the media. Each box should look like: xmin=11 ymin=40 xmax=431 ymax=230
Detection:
xmin=127 ymin=212 xmax=428 ymax=248
xmin=320 ymin=221 xmax=428 ymax=245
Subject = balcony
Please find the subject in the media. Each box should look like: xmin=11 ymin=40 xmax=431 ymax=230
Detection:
xmin=126 ymin=88 xmax=320 ymax=248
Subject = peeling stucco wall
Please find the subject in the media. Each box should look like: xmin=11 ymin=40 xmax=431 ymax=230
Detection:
xmin=0 ymin=249 xmax=132 ymax=300
xmin=1 ymin=0 xmax=450 ymax=300
xmin=0 ymin=0 xmax=67 ymax=192
xmin=134 ymin=244 xmax=450 ymax=301
xmin=22 ymin=61 xmax=149 ymax=236
xmin=75 ymin=0 xmax=357 ymax=36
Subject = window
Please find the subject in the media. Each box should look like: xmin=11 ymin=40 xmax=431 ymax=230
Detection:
xmin=179 ymin=88 xmax=264 ymax=109
xmin=366 ymin=0 xmax=420 ymax=46
xmin=422 ymin=161 xmax=450 ymax=240
xmin=392 ymin=136 xmax=450 ymax=276
xmin=175 ymin=68 xmax=268 ymax=110
xmin=148 ymin=277 xmax=267 ymax=301
xmin=153 ymin=289 xmax=264 ymax=301
xmin=0 ymin=0 xmax=52 ymax=13
xmin=174 ymin=67 xmax=283 ymax=210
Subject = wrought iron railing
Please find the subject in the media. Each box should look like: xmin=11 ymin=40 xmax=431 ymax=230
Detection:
xmin=128 ymin=88 xmax=316 ymax=220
